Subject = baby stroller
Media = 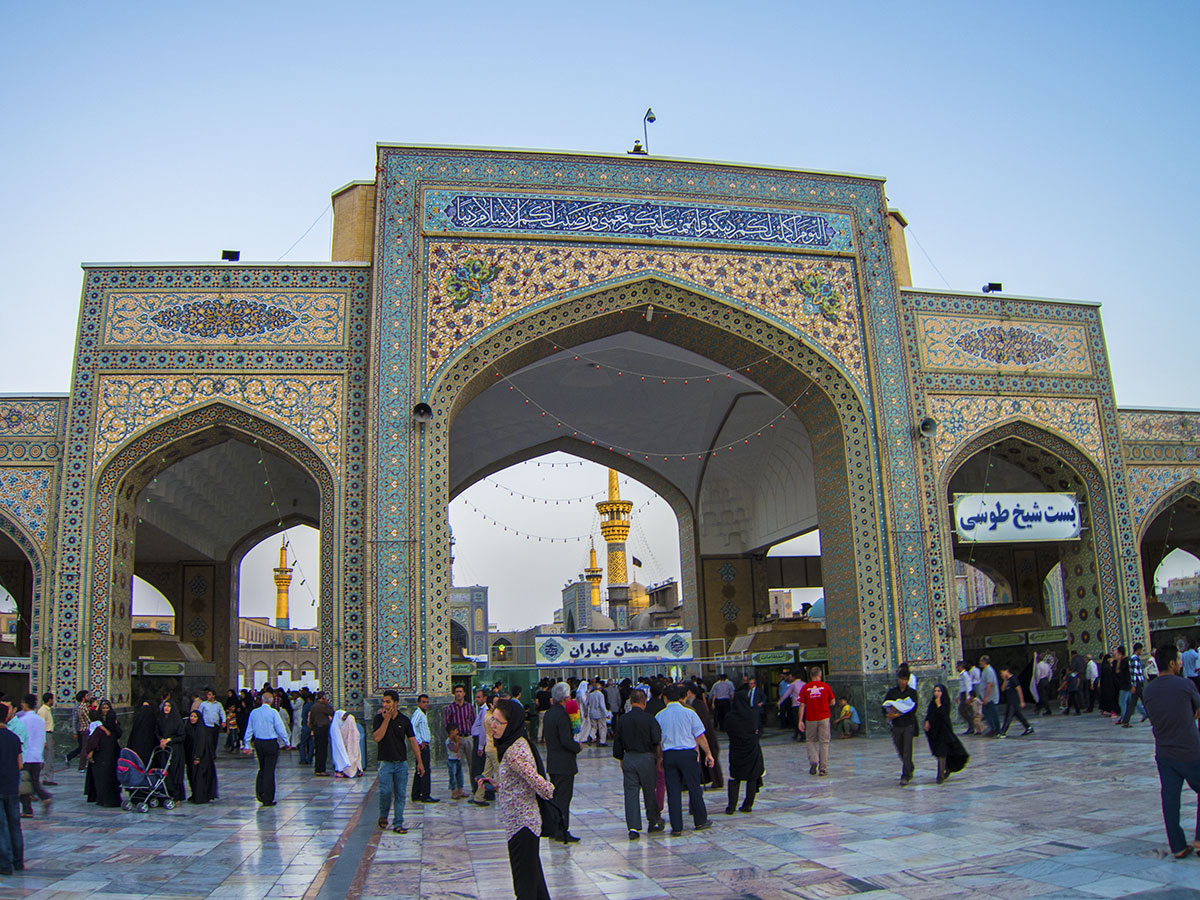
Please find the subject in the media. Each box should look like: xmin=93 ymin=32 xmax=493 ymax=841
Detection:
xmin=117 ymin=746 xmax=175 ymax=812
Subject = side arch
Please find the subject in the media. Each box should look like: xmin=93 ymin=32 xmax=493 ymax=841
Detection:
xmin=939 ymin=420 xmax=1126 ymax=656
xmin=82 ymin=402 xmax=346 ymax=706
xmin=0 ymin=509 xmax=45 ymax=692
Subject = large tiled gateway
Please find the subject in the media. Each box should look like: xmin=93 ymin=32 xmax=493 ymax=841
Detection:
xmin=2 ymin=146 xmax=1199 ymax=709
xmin=6 ymin=718 xmax=1198 ymax=899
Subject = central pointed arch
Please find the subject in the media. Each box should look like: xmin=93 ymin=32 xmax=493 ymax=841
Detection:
xmin=402 ymin=276 xmax=894 ymax=696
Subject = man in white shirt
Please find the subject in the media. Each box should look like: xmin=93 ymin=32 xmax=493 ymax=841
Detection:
xmin=15 ymin=695 xmax=51 ymax=817
xmin=409 ymin=694 xmax=439 ymax=803
xmin=955 ymin=661 xmax=975 ymax=735
xmin=242 ymin=688 xmax=291 ymax=806
xmin=655 ymin=684 xmax=714 ymax=836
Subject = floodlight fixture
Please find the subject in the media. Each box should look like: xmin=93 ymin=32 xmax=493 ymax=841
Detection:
xmin=982 ymin=282 xmax=1002 ymax=293
xmin=221 ymin=250 xmax=241 ymax=262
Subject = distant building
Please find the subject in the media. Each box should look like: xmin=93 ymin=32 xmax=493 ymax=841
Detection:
xmin=769 ymin=589 xmax=794 ymax=619
xmin=448 ymin=584 xmax=490 ymax=658
xmin=1160 ymin=572 xmax=1200 ymax=614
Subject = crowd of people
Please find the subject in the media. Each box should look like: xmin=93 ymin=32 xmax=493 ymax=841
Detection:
xmin=0 ymin=638 xmax=1197 ymax=885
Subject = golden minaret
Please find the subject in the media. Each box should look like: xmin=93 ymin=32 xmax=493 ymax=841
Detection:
xmin=597 ymin=468 xmax=633 ymax=588
xmin=584 ymin=541 xmax=604 ymax=609
xmin=273 ymin=537 xmax=293 ymax=630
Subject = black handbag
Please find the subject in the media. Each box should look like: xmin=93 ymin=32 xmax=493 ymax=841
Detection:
xmin=527 ymin=738 xmax=563 ymax=839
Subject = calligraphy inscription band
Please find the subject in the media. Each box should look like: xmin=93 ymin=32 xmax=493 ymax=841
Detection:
xmin=426 ymin=192 xmax=853 ymax=251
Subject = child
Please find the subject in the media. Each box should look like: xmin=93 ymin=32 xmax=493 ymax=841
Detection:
xmin=445 ymin=722 xmax=464 ymax=799
xmin=969 ymin=695 xmax=984 ymax=735
xmin=833 ymin=698 xmax=861 ymax=737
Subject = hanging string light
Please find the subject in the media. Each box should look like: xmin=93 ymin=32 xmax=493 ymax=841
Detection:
xmin=484 ymin=477 xmax=607 ymax=505
xmin=458 ymin=498 xmax=654 ymax=544
xmin=538 ymin=337 xmax=776 ymax=383
xmin=491 ymin=364 xmax=818 ymax=459
xmin=253 ymin=440 xmax=320 ymax=610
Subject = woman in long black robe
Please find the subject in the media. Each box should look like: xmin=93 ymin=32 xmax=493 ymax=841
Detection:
xmin=685 ymin=683 xmax=724 ymax=789
xmin=1098 ymin=653 xmax=1119 ymax=716
xmin=85 ymin=702 xmax=123 ymax=807
xmin=127 ymin=701 xmax=157 ymax=765
xmin=724 ymin=688 xmax=764 ymax=813
xmin=156 ymin=699 xmax=187 ymax=802
xmin=184 ymin=711 xmax=217 ymax=803
xmin=923 ymin=684 xmax=969 ymax=784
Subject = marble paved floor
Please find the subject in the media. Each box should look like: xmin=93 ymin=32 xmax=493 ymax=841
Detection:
xmin=5 ymin=712 xmax=1200 ymax=900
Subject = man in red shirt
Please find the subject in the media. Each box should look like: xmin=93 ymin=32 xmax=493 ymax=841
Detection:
xmin=797 ymin=666 xmax=835 ymax=776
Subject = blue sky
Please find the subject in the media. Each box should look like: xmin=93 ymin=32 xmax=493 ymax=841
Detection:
xmin=3 ymin=2 xmax=1197 ymax=629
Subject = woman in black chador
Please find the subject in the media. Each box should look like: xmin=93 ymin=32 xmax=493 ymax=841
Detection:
xmin=724 ymin=688 xmax=764 ymax=813
xmin=85 ymin=701 xmax=124 ymax=807
xmin=923 ymin=684 xmax=969 ymax=784
xmin=127 ymin=701 xmax=157 ymax=765
xmin=184 ymin=710 xmax=217 ymax=803
xmin=156 ymin=698 xmax=187 ymax=802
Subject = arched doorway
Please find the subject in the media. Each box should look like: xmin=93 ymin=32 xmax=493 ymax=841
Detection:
xmin=413 ymin=278 xmax=889 ymax=697
xmin=942 ymin=425 xmax=1117 ymax=661
xmin=85 ymin=403 xmax=340 ymax=705
xmin=0 ymin=521 xmax=38 ymax=698
xmin=1138 ymin=481 xmax=1200 ymax=649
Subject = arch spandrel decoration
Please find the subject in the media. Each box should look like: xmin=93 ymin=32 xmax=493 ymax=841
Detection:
xmin=1132 ymin=475 xmax=1200 ymax=540
xmin=937 ymin=420 xmax=1140 ymax=655
xmin=82 ymin=403 xmax=353 ymax=705
xmin=927 ymin=397 xmax=1106 ymax=473
xmin=423 ymin=244 xmax=869 ymax=395
xmin=411 ymin=278 xmax=893 ymax=693
xmin=1127 ymin=466 xmax=1200 ymax=538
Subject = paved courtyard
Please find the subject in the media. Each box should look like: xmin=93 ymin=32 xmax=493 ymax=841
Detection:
xmin=5 ymin=712 xmax=1200 ymax=900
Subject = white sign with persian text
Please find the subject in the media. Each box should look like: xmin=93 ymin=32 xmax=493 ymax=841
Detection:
xmin=954 ymin=492 xmax=1081 ymax=543
xmin=535 ymin=631 xmax=693 ymax=666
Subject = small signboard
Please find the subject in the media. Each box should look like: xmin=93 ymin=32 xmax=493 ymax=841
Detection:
xmin=795 ymin=647 xmax=829 ymax=662
xmin=535 ymin=630 xmax=693 ymax=666
xmin=954 ymin=492 xmax=1081 ymax=543
xmin=0 ymin=657 xmax=31 ymax=673
xmin=451 ymin=662 xmax=477 ymax=676
xmin=140 ymin=661 xmax=185 ymax=676
xmin=1027 ymin=628 xmax=1069 ymax=645
xmin=984 ymin=633 xmax=1026 ymax=648
xmin=750 ymin=650 xmax=796 ymax=666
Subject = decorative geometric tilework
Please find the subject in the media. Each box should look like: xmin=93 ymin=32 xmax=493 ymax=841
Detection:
xmin=51 ymin=264 xmax=369 ymax=706
xmin=1119 ymin=410 xmax=1200 ymax=443
xmin=927 ymin=395 xmax=1105 ymax=469
xmin=375 ymin=146 xmax=930 ymax=690
xmin=719 ymin=562 xmax=738 ymax=583
xmin=0 ymin=468 xmax=53 ymax=549
xmin=104 ymin=291 xmax=348 ymax=346
xmin=916 ymin=314 xmax=1092 ymax=375
xmin=423 ymin=242 xmax=865 ymax=390
xmin=92 ymin=374 xmax=344 ymax=474
xmin=1126 ymin=465 xmax=1200 ymax=532
xmin=0 ymin=399 xmax=63 ymax=437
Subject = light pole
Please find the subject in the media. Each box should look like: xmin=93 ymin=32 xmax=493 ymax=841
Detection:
xmin=643 ymin=107 xmax=656 ymax=154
